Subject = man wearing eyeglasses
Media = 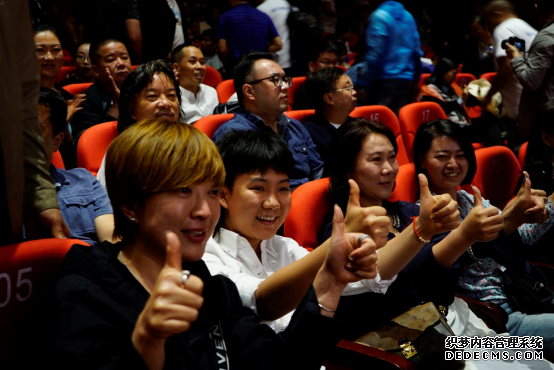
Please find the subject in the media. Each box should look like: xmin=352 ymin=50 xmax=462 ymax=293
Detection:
xmin=304 ymin=67 xmax=357 ymax=170
xmin=212 ymin=52 xmax=323 ymax=190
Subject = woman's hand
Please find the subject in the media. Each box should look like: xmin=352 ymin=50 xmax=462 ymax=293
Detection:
xmin=132 ymin=232 xmax=204 ymax=370
xmin=417 ymin=173 xmax=460 ymax=239
xmin=104 ymin=67 xmax=121 ymax=103
xmin=66 ymin=93 xmax=85 ymax=122
xmin=344 ymin=179 xmax=390 ymax=249
xmin=460 ymin=186 xmax=503 ymax=243
xmin=314 ymin=206 xmax=378 ymax=317
xmin=504 ymin=172 xmax=548 ymax=228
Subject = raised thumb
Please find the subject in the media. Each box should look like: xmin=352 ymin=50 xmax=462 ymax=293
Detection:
xmin=165 ymin=231 xmax=183 ymax=270
xmin=418 ymin=173 xmax=432 ymax=199
xmin=472 ymin=185 xmax=484 ymax=208
xmin=347 ymin=179 xmax=361 ymax=209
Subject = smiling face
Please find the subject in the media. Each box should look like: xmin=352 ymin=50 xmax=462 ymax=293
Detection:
xmin=34 ymin=31 xmax=64 ymax=82
xmin=248 ymin=59 xmax=290 ymax=116
xmin=131 ymin=73 xmax=180 ymax=121
xmin=94 ymin=41 xmax=132 ymax=88
xmin=221 ymin=170 xmax=291 ymax=249
xmin=133 ymin=182 xmax=221 ymax=262
xmin=174 ymin=46 xmax=206 ymax=92
xmin=420 ymin=135 xmax=469 ymax=198
xmin=350 ymin=133 xmax=399 ymax=207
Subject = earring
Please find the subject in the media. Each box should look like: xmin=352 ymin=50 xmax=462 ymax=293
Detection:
xmin=129 ymin=217 xmax=136 ymax=222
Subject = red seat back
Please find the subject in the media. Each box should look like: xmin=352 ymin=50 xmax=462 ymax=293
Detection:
xmin=203 ymin=65 xmax=223 ymax=88
xmin=398 ymin=102 xmax=447 ymax=162
xmin=289 ymin=76 xmax=306 ymax=107
xmin=284 ymin=178 xmax=331 ymax=250
xmin=419 ymin=73 xmax=431 ymax=87
xmin=215 ymin=79 xmax=236 ymax=103
xmin=51 ymin=151 xmax=65 ymax=169
xmin=62 ymin=82 xmax=93 ymax=96
xmin=518 ymin=141 xmax=528 ymax=169
xmin=194 ymin=114 xmax=234 ymax=139
xmin=472 ymin=146 xmax=521 ymax=209
xmin=0 ymin=238 xmax=88 ymax=366
xmin=351 ymin=105 xmax=410 ymax=166
xmin=77 ymin=121 xmax=119 ymax=176
xmin=480 ymin=72 xmax=496 ymax=83
xmin=389 ymin=163 xmax=419 ymax=203
xmin=55 ymin=66 xmax=76 ymax=85
xmin=285 ymin=109 xmax=315 ymax=123
xmin=454 ymin=73 xmax=476 ymax=88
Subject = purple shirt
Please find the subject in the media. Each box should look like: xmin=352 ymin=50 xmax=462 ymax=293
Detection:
xmin=216 ymin=4 xmax=279 ymax=60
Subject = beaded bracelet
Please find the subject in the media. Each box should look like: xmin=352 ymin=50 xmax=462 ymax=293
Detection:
xmin=410 ymin=216 xmax=431 ymax=243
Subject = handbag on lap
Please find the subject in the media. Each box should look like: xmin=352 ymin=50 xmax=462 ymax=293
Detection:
xmin=354 ymin=302 xmax=463 ymax=368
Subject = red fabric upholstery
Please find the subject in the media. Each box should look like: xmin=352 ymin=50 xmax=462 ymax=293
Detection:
xmin=419 ymin=73 xmax=431 ymax=87
xmin=62 ymin=82 xmax=93 ymax=96
xmin=203 ymin=65 xmax=223 ymax=88
xmin=284 ymin=109 xmax=315 ymax=123
xmin=215 ymin=79 xmax=236 ymax=103
xmin=480 ymin=72 xmax=497 ymax=83
xmin=289 ymin=76 xmax=306 ymax=106
xmin=389 ymin=163 xmax=419 ymax=203
xmin=0 ymin=238 xmax=89 ymax=367
xmin=518 ymin=141 xmax=528 ymax=169
xmin=194 ymin=114 xmax=234 ymax=139
xmin=284 ymin=178 xmax=330 ymax=250
xmin=76 ymin=121 xmax=118 ymax=175
xmin=51 ymin=151 xmax=65 ymax=169
xmin=350 ymin=105 xmax=410 ymax=166
xmin=55 ymin=66 xmax=76 ymax=85
xmin=472 ymin=146 xmax=521 ymax=209
xmin=398 ymin=102 xmax=447 ymax=162
xmin=132 ymin=65 xmax=138 ymax=70
xmin=454 ymin=73 xmax=476 ymax=88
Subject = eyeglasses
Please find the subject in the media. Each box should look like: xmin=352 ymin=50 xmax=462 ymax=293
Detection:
xmin=76 ymin=54 xmax=90 ymax=62
xmin=316 ymin=59 xmax=339 ymax=66
xmin=329 ymin=85 xmax=355 ymax=93
xmin=247 ymin=75 xmax=292 ymax=88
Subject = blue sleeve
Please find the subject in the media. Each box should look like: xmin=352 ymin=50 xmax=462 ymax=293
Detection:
xmin=266 ymin=15 xmax=279 ymax=39
xmin=361 ymin=11 xmax=390 ymax=85
xmin=216 ymin=14 xmax=227 ymax=40
xmin=302 ymin=126 xmax=324 ymax=181
xmin=90 ymin=172 xmax=112 ymax=217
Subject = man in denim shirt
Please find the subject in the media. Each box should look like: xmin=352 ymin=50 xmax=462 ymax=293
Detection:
xmin=39 ymin=87 xmax=114 ymax=245
xmin=212 ymin=52 xmax=323 ymax=189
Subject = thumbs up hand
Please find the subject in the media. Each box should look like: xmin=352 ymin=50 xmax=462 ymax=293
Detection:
xmin=132 ymin=231 xmax=204 ymax=351
xmin=508 ymin=172 xmax=548 ymax=225
xmin=344 ymin=179 xmax=390 ymax=249
xmin=461 ymin=186 xmax=503 ymax=243
xmin=418 ymin=174 xmax=460 ymax=239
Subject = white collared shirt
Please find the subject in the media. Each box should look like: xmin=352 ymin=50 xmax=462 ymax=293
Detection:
xmin=202 ymin=228 xmax=395 ymax=333
xmin=179 ymin=84 xmax=219 ymax=124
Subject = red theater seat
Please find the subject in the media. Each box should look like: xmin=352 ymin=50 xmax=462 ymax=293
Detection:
xmin=216 ymin=79 xmax=236 ymax=103
xmin=77 ymin=121 xmax=119 ymax=176
xmin=194 ymin=114 xmax=234 ymax=139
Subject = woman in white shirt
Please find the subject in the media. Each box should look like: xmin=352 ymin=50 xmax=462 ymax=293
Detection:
xmin=203 ymin=129 xmax=461 ymax=332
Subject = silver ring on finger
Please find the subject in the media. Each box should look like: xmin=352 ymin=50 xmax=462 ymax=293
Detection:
xmin=358 ymin=234 xmax=371 ymax=247
xmin=182 ymin=270 xmax=191 ymax=287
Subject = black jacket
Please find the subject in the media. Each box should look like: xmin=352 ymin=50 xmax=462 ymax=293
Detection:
xmin=54 ymin=241 xmax=343 ymax=369
xmin=79 ymin=81 xmax=115 ymax=134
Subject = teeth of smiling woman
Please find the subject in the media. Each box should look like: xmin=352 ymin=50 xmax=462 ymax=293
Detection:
xmin=184 ymin=230 xmax=204 ymax=235
xmin=445 ymin=173 xmax=458 ymax=177
xmin=257 ymin=216 xmax=277 ymax=221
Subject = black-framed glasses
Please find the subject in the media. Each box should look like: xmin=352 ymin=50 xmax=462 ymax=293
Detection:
xmin=316 ymin=59 xmax=340 ymax=66
xmin=329 ymin=85 xmax=355 ymax=93
xmin=247 ymin=75 xmax=292 ymax=88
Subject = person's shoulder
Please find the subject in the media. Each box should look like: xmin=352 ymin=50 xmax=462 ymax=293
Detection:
xmin=65 ymin=167 xmax=98 ymax=181
xmin=200 ymin=83 xmax=218 ymax=96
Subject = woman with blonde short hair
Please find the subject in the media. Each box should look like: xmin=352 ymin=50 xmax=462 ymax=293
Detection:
xmin=54 ymin=118 xmax=377 ymax=369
